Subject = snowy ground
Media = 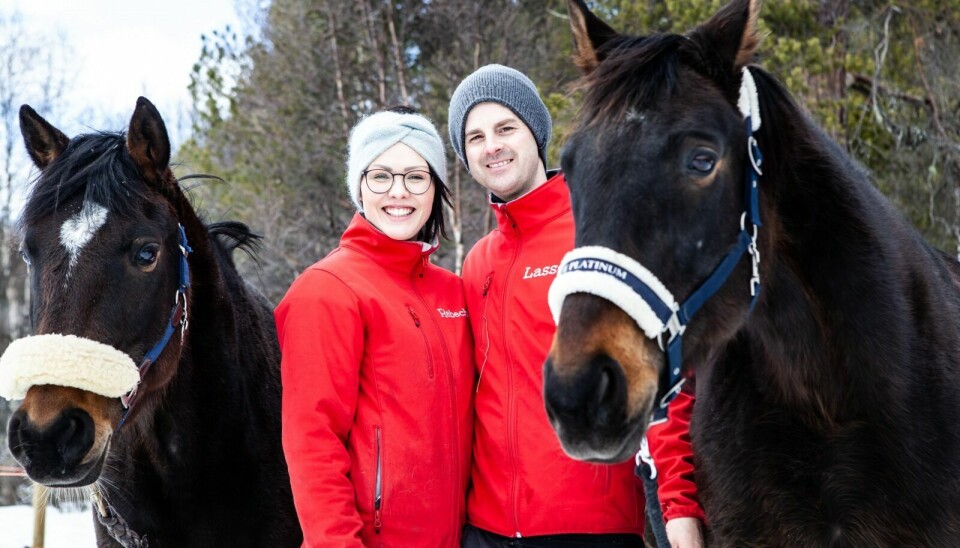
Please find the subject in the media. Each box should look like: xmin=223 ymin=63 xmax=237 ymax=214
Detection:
xmin=0 ymin=505 xmax=96 ymax=548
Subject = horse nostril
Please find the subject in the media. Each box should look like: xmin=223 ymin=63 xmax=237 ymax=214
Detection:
xmin=593 ymin=359 xmax=627 ymax=425
xmin=545 ymin=353 xmax=628 ymax=427
xmin=53 ymin=409 xmax=95 ymax=468
xmin=596 ymin=367 xmax=612 ymax=406
xmin=7 ymin=412 xmax=25 ymax=452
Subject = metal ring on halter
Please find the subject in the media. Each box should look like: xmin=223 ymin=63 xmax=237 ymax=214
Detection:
xmin=175 ymin=290 xmax=188 ymax=335
xmin=748 ymin=136 xmax=763 ymax=176
xmin=658 ymin=378 xmax=686 ymax=409
xmin=740 ymin=212 xmax=760 ymax=238
xmin=656 ymin=311 xmax=686 ymax=352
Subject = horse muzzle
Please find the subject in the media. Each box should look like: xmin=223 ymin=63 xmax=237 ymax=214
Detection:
xmin=7 ymin=399 xmax=110 ymax=486
xmin=543 ymin=293 xmax=662 ymax=463
xmin=0 ymin=335 xmax=135 ymax=487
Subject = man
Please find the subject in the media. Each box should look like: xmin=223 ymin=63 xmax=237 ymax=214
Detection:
xmin=449 ymin=64 xmax=705 ymax=547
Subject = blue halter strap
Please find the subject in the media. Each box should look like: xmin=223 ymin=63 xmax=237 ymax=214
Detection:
xmin=117 ymin=225 xmax=192 ymax=428
xmin=654 ymin=118 xmax=763 ymax=408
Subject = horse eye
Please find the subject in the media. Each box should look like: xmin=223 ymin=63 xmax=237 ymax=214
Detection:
xmin=19 ymin=247 xmax=31 ymax=266
xmin=134 ymin=243 xmax=161 ymax=268
xmin=688 ymin=153 xmax=717 ymax=174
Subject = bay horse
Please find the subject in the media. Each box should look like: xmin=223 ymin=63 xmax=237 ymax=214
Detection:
xmin=544 ymin=0 xmax=960 ymax=545
xmin=3 ymin=98 xmax=301 ymax=546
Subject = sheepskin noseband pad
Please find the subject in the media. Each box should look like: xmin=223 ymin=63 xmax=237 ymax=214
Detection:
xmin=0 ymin=334 xmax=139 ymax=400
xmin=548 ymin=246 xmax=679 ymax=340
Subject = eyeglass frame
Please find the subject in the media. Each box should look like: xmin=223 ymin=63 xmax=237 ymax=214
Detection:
xmin=361 ymin=168 xmax=435 ymax=195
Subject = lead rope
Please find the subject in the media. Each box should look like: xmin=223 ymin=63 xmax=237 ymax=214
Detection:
xmin=92 ymin=486 xmax=149 ymax=548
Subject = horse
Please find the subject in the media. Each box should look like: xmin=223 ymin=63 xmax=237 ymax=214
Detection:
xmin=543 ymin=0 xmax=960 ymax=544
xmin=2 ymin=98 xmax=302 ymax=547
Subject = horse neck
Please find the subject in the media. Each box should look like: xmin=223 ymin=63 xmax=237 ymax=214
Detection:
xmin=742 ymin=93 xmax=953 ymax=418
xmin=136 ymin=204 xmax=274 ymax=442
xmin=109 ymin=207 xmax=282 ymax=499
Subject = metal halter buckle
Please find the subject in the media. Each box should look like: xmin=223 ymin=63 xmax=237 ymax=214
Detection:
xmin=748 ymin=135 xmax=763 ymax=176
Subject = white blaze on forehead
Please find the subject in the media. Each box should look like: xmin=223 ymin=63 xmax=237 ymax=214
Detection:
xmin=60 ymin=201 xmax=109 ymax=268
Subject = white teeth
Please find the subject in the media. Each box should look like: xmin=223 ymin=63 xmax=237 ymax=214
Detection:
xmin=488 ymin=159 xmax=511 ymax=168
xmin=385 ymin=207 xmax=414 ymax=217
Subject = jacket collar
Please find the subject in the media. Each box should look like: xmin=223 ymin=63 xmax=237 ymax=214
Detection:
xmin=340 ymin=213 xmax=437 ymax=273
xmin=491 ymin=170 xmax=570 ymax=238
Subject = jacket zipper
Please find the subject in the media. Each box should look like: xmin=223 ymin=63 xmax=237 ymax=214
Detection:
xmin=408 ymin=306 xmax=435 ymax=379
xmin=411 ymin=280 xmax=461 ymax=532
xmin=476 ymin=273 xmax=494 ymax=392
xmin=374 ymin=426 xmax=383 ymax=534
xmin=499 ymin=209 xmax=523 ymax=538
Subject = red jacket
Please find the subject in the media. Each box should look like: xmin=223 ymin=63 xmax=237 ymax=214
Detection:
xmin=461 ymin=172 xmax=701 ymax=537
xmin=276 ymin=214 xmax=474 ymax=547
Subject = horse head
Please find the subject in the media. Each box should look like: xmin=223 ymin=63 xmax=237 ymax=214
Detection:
xmin=544 ymin=0 xmax=764 ymax=463
xmin=4 ymin=98 xmax=194 ymax=486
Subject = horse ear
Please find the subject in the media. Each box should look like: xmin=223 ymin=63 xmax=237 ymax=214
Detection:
xmin=19 ymin=105 xmax=70 ymax=170
xmin=566 ymin=0 xmax=620 ymax=74
xmin=690 ymin=0 xmax=761 ymax=71
xmin=126 ymin=97 xmax=171 ymax=187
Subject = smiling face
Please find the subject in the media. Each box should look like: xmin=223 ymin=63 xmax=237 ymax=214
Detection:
xmin=464 ymin=102 xmax=547 ymax=202
xmin=360 ymin=143 xmax=436 ymax=241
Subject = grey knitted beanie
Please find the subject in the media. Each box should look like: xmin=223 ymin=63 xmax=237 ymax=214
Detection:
xmin=448 ymin=64 xmax=552 ymax=171
xmin=346 ymin=110 xmax=447 ymax=212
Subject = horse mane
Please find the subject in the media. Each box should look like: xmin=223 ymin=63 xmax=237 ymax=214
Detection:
xmin=20 ymin=133 xmax=151 ymax=227
xmin=748 ymin=65 xmax=882 ymax=226
xmin=208 ymin=220 xmax=263 ymax=265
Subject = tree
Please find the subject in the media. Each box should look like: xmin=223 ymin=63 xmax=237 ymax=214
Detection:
xmin=181 ymin=0 xmax=567 ymax=300
xmin=181 ymin=0 xmax=960 ymax=302
xmin=0 ymin=9 xmax=71 ymax=505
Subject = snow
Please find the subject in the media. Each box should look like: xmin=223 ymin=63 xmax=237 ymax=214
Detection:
xmin=0 ymin=505 xmax=96 ymax=548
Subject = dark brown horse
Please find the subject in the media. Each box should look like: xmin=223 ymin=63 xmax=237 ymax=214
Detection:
xmin=544 ymin=0 xmax=960 ymax=545
xmin=4 ymin=98 xmax=301 ymax=546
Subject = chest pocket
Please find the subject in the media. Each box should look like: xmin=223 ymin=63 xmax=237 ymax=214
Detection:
xmin=406 ymin=305 xmax=435 ymax=380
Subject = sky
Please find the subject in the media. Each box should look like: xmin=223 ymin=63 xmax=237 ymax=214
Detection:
xmin=7 ymin=0 xmax=246 ymax=147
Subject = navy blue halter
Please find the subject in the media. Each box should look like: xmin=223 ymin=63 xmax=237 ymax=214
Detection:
xmin=117 ymin=225 xmax=192 ymax=428
xmin=653 ymin=116 xmax=763 ymax=408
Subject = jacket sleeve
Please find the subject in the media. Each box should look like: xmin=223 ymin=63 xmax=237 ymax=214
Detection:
xmin=645 ymin=384 xmax=706 ymax=523
xmin=275 ymin=269 xmax=365 ymax=547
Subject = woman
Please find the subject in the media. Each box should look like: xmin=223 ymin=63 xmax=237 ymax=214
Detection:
xmin=275 ymin=108 xmax=474 ymax=547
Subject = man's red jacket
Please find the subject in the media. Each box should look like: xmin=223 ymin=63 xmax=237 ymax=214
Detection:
xmin=460 ymin=173 xmax=703 ymax=538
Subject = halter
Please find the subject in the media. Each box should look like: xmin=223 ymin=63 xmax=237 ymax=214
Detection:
xmin=117 ymin=224 xmax=192 ymax=428
xmin=548 ymin=68 xmax=763 ymax=410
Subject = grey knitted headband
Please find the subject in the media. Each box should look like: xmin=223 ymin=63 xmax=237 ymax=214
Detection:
xmin=448 ymin=64 xmax=552 ymax=171
xmin=346 ymin=111 xmax=447 ymax=212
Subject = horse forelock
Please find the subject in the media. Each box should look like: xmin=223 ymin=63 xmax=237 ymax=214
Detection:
xmin=576 ymin=34 xmax=679 ymax=127
xmin=577 ymin=28 xmax=776 ymax=141
xmin=20 ymin=133 xmax=156 ymax=230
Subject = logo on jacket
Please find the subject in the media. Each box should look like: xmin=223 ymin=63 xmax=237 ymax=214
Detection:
xmin=522 ymin=264 xmax=559 ymax=279
xmin=437 ymin=308 xmax=468 ymax=318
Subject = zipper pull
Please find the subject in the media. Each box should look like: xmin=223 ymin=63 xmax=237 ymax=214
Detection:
xmin=374 ymin=509 xmax=382 ymax=532
xmin=407 ymin=306 xmax=420 ymax=327
xmin=482 ymin=273 xmax=493 ymax=297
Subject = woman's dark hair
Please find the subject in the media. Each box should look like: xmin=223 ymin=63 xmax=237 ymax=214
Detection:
xmin=383 ymin=105 xmax=452 ymax=243
xmin=421 ymin=166 xmax=452 ymax=242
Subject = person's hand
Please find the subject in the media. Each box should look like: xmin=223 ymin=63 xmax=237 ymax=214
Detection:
xmin=665 ymin=517 xmax=704 ymax=548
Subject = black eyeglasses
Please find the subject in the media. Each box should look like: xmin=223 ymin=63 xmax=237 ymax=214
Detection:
xmin=362 ymin=169 xmax=433 ymax=195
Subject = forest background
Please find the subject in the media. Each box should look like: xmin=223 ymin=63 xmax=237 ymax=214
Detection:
xmin=0 ymin=0 xmax=958 ymax=504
